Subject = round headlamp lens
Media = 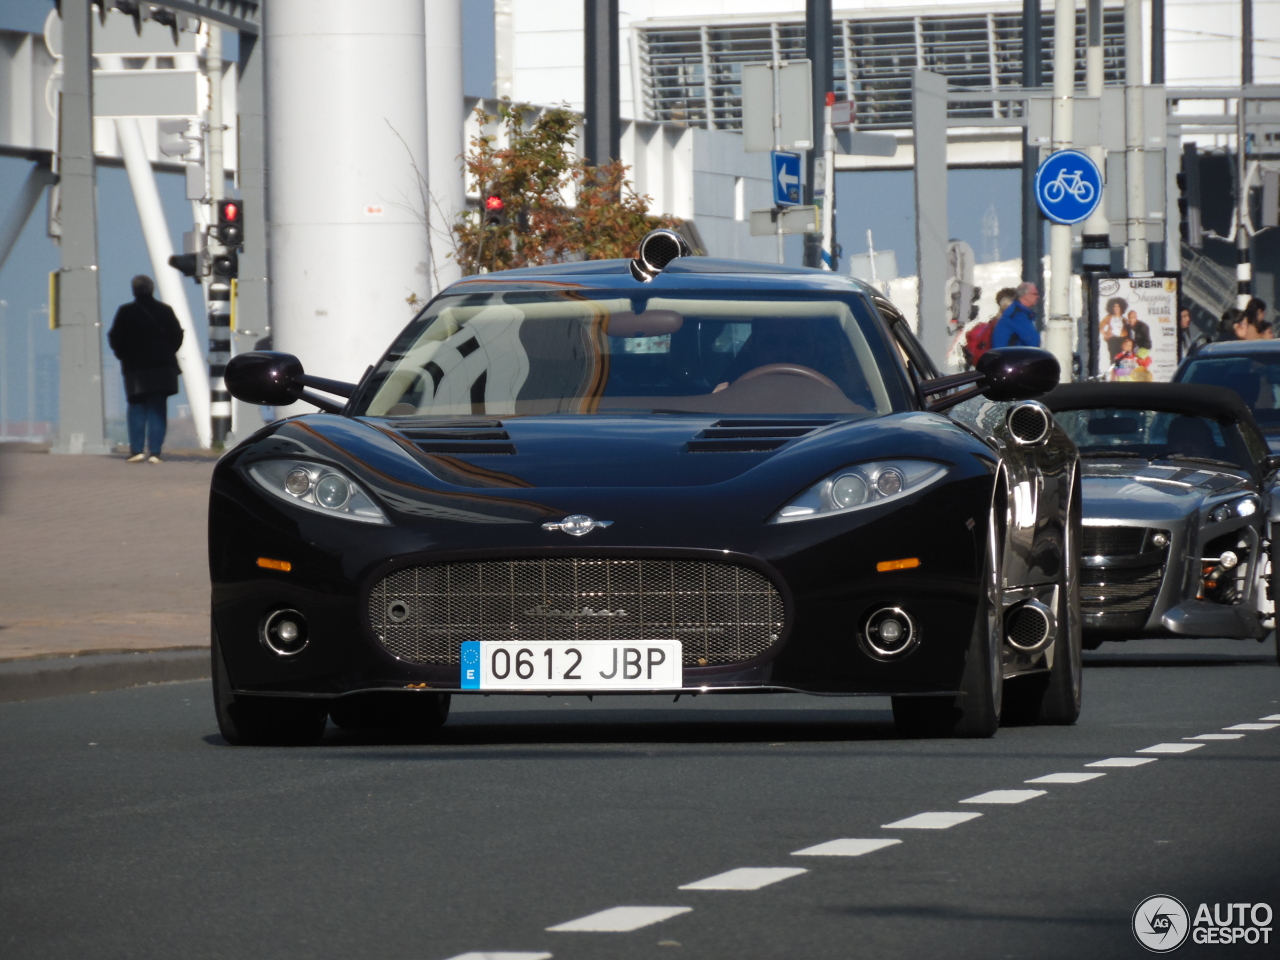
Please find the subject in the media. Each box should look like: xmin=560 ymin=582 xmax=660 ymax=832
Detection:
xmin=1237 ymin=499 xmax=1257 ymax=517
xmin=284 ymin=469 xmax=311 ymax=497
xmin=831 ymin=474 xmax=869 ymax=509
xmin=876 ymin=468 xmax=905 ymax=496
xmin=315 ymin=475 xmax=350 ymax=509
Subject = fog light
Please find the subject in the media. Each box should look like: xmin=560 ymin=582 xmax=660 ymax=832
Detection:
xmin=1219 ymin=550 xmax=1239 ymax=570
xmin=261 ymin=608 xmax=309 ymax=656
xmin=860 ymin=606 xmax=919 ymax=660
xmin=1152 ymin=532 xmax=1169 ymax=548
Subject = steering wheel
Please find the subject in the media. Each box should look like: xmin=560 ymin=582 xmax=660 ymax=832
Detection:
xmin=733 ymin=363 xmax=840 ymax=390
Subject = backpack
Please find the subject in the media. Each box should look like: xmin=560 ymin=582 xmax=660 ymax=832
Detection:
xmin=964 ymin=319 xmax=996 ymax=366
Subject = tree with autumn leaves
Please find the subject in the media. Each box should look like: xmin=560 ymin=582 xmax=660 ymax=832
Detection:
xmin=452 ymin=101 xmax=677 ymax=275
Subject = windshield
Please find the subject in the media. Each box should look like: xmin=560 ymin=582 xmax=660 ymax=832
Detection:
xmin=1052 ymin=407 xmax=1253 ymax=471
xmin=354 ymin=292 xmax=907 ymax=417
xmin=1178 ymin=355 xmax=1280 ymax=429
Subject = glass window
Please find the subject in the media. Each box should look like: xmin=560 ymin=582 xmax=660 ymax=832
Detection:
xmin=355 ymin=292 xmax=907 ymax=418
xmin=1179 ymin=355 xmax=1280 ymax=429
xmin=1052 ymin=406 xmax=1253 ymax=471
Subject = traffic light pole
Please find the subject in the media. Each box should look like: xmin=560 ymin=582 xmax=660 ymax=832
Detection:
xmin=207 ymin=25 xmax=232 ymax=444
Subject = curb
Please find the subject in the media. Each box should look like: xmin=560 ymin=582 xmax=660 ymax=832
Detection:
xmin=0 ymin=650 xmax=209 ymax=704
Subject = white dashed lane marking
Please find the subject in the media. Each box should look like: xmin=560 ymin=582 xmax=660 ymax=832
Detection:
xmin=960 ymin=789 xmax=1047 ymax=804
xmin=1260 ymin=714 xmax=1280 ymax=721
xmin=444 ymin=954 xmax=552 ymax=960
xmin=1137 ymin=743 xmax=1204 ymax=754
xmin=1186 ymin=733 xmax=1244 ymax=740
xmin=1224 ymin=723 xmax=1279 ymax=731
xmin=882 ymin=811 xmax=983 ymax=829
xmin=1026 ymin=772 xmax=1106 ymax=784
xmin=1086 ymin=757 xmax=1157 ymax=768
xmin=547 ymin=906 xmax=691 ymax=933
xmin=792 ymin=838 xmax=903 ymax=857
xmin=679 ymin=867 xmax=808 ymax=891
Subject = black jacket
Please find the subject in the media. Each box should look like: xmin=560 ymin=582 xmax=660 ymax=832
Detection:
xmin=108 ymin=295 xmax=184 ymax=398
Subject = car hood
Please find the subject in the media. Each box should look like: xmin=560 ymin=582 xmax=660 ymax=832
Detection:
xmin=1080 ymin=460 xmax=1254 ymax=521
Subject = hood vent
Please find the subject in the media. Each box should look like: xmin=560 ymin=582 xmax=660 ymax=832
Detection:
xmin=395 ymin=419 xmax=516 ymax=455
xmin=687 ymin=419 xmax=834 ymax=453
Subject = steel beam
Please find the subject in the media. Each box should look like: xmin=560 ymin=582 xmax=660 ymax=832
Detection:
xmin=52 ymin=0 xmax=109 ymax=456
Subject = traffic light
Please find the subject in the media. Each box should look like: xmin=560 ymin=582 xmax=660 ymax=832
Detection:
xmin=216 ymin=199 xmax=244 ymax=247
xmin=168 ymin=252 xmax=204 ymax=284
xmin=1177 ymin=143 xmax=1203 ymax=249
xmin=484 ymin=191 xmax=506 ymax=226
xmin=212 ymin=250 xmax=239 ymax=280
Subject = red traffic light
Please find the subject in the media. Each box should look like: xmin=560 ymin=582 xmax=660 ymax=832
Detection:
xmin=219 ymin=200 xmax=240 ymax=222
xmin=485 ymin=195 xmax=504 ymax=212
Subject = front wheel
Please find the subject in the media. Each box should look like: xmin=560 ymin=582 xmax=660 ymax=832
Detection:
xmin=211 ymin=623 xmax=328 ymax=746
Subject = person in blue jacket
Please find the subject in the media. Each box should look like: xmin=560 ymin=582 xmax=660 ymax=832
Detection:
xmin=991 ymin=282 xmax=1041 ymax=348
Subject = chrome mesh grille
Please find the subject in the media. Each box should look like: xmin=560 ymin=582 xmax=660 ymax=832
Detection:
xmin=369 ymin=558 xmax=785 ymax=667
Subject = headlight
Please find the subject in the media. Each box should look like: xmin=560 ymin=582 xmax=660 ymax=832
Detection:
xmin=247 ymin=459 xmax=389 ymax=525
xmin=771 ymin=460 xmax=948 ymax=523
xmin=1208 ymin=496 xmax=1259 ymax=523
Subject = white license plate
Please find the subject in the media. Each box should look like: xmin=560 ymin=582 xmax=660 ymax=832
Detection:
xmin=459 ymin=640 xmax=683 ymax=691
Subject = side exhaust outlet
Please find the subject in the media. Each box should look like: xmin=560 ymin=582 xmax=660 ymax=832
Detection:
xmin=1004 ymin=599 xmax=1053 ymax=652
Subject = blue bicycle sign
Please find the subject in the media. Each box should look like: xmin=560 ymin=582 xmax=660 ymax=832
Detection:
xmin=1034 ymin=149 xmax=1103 ymax=225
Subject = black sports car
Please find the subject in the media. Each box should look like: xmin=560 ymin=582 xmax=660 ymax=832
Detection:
xmin=1042 ymin=382 xmax=1279 ymax=651
xmin=212 ymin=231 xmax=1078 ymax=744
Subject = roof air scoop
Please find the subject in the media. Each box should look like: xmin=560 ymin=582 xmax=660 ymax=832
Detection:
xmin=631 ymin=229 xmax=691 ymax=282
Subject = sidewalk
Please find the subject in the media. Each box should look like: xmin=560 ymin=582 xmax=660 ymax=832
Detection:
xmin=0 ymin=446 xmax=215 ymax=663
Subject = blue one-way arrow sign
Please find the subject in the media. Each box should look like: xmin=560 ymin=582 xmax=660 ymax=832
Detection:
xmin=772 ymin=151 xmax=801 ymax=206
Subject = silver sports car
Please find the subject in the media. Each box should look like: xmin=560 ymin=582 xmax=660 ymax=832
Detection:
xmin=1042 ymin=383 xmax=1279 ymax=655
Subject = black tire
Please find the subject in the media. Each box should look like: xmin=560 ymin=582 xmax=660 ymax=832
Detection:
xmin=328 ymin=692 xmax=451 ymax=731
xmin=211 ymin=622 xmax=328 ymax=746
xmin=1004 ymin=472 xmax=1083 ymax=725
xmin=893 ymin=506 xmax=1003 ymax=738
xmin=1270 ymin=534 xmax=1280 ymax=666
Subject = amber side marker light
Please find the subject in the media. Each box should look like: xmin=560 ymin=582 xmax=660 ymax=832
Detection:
xmin=877 ymin=557 xmax=920 ymax=572
xmin=257 ymin=557 xmax=292 ymax=572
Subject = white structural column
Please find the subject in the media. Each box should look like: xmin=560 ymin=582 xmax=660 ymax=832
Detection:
xmin=1046 ymin=0 xmax=1076 ymax=373
xmin=115 ymin=117 xmax=213 ymax=448
xmin=425 ymin=0 xmax=465 ymax=292
xmin=265 ymin=0 xmax=431 ymax=393
xmin=1081 ymin=0 xmax=1111 ymax=271
xmin=1123 ymin=0 xmax=1147 ymax=270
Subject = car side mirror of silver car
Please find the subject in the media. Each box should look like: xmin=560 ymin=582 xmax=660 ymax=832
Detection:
xmin=224 ymin=351 xmax=357 ymax=414
xmin=920 ymin=347 xmax=1061 ymax=412
xmin=1263 ymin=453 xmax=1280 ymax=475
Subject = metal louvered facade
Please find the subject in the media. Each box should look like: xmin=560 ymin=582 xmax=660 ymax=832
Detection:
xmin=635 ymin=7 xmax=1126 ymax=132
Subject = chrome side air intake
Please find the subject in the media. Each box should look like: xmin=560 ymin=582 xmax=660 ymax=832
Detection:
xmin=630 ymin=229 xmax=691 ymax=281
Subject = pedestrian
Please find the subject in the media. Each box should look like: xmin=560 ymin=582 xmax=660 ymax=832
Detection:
xmin=1246 ymin=297 xmax=1268 ymax=330
xmin=1216 ymin=306 xmax=1245 ymax=342
xmin=107 ymin=275 xmax=184 ymax=463
xmin=991 ymin=281 xmax=1041 ymax=348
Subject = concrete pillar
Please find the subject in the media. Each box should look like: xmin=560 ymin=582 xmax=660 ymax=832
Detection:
xmin=265 ymin=0 xmax=431 ymax=394
xmin=426 ymin=0 xmax=465 ymax=291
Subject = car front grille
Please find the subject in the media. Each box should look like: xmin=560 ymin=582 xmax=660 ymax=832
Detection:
xmin=368 ymin=558 xmax=786 ymax=668
xmin=1081 ymin=525 xmax=1169 ymax=632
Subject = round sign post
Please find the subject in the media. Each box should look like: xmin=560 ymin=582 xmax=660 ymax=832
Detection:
xmin=1034 ymin=149 xmax=1104 ymax=225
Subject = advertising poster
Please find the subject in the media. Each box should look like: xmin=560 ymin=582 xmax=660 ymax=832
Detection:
xmin=1092 ymin=274 xmax=1181 ymax=382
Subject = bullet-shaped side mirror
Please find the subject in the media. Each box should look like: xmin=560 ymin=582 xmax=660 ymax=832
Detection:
xmin=976 ymin=347 xmax=1061 ymax=402
xmin=224 ymin=351 xmax=304 ymax=406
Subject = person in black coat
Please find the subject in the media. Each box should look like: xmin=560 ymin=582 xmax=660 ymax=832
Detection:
xmin=107 ymin=275 xmax=184 ymax=462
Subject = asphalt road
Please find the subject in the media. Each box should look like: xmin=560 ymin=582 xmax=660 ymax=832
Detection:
xmin=3 ymin=639 xmax=1278 ymax=960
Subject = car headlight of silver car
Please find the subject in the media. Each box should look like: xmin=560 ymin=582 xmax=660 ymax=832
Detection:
xmin=1208 ymin=495 xmax=1259 ymax=523
xmin=771 ymin=460 xmax=948 ymax=523
xmin=247 ymin=459 xmax=389 ymax=525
